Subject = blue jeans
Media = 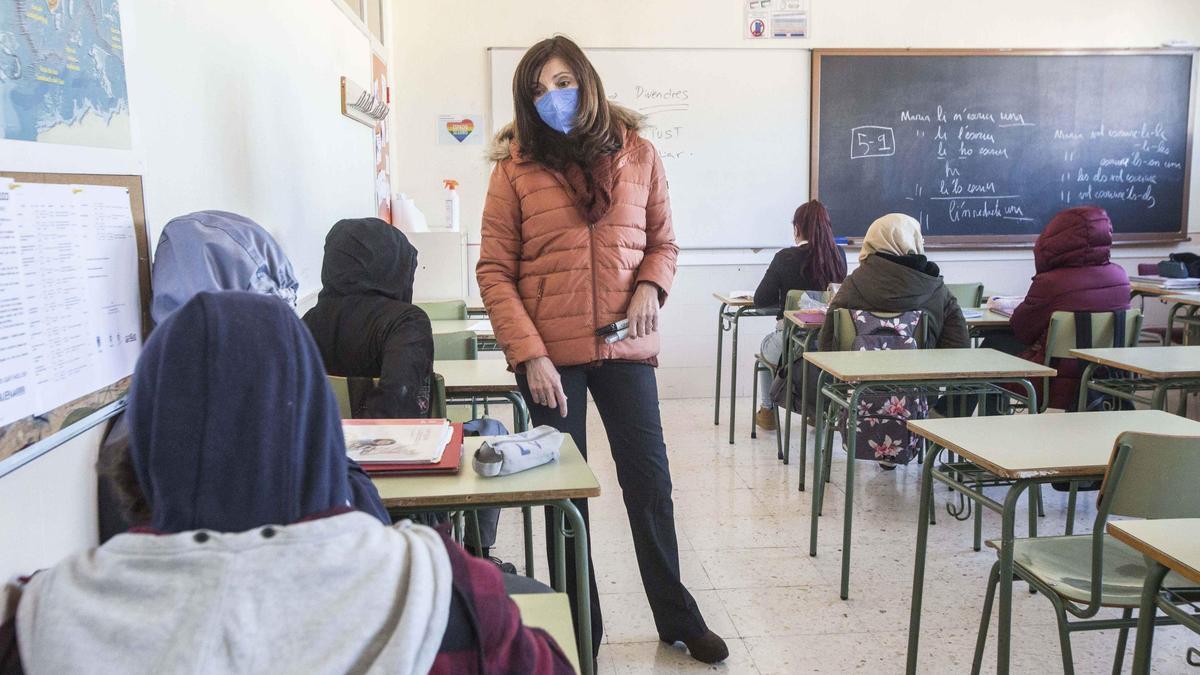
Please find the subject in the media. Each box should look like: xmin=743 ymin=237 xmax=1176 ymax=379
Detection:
xmin=517 ymin=361 xmax=708 ymax=656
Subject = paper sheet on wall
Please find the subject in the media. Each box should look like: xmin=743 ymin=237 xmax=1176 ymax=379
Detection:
xmin=744 ymin=0 xmax=809 ymax=39
xmin=0 ymin=181 xmax=141 ymax=426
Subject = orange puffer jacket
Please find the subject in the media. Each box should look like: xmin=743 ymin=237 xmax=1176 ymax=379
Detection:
xmin=477 ymin=109 xmax=678 ymax=369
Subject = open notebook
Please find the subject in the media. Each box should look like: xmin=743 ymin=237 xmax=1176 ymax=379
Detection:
xmin=344 ymin=418 xmax=453 ymax=465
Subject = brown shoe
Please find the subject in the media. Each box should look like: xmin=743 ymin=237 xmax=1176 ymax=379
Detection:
xmin=755 ymin=407 xmax=778 ymax=431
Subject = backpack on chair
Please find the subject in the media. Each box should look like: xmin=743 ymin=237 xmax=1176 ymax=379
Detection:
xmin=837 ymin=309 xmax=929 ymax=465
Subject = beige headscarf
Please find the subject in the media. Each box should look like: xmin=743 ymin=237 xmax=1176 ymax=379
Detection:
xmin=858 ymin=213 xmax=925 ymax=263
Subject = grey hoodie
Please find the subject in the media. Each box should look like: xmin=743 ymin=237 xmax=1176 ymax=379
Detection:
xmin=150 ymin=210 xmax=299 ymax=325
xmin=818 ymin=253 xmax=969 ymax=352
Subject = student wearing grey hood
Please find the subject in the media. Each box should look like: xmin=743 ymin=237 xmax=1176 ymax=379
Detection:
xmin=99 ymin=211 xmax=390 ymax=542
xmin=303 ymin=218 xmax=434 ymax=420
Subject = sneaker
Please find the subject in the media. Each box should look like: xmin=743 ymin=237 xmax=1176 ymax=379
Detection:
xmin=755 ymin=407 xmax=778 ymax=431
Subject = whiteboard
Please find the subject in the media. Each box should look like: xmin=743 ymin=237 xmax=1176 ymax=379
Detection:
xmin=489 ymin=48 xmax=810 ymax=249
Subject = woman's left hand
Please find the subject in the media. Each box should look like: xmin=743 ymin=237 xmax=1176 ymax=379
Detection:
xmin=626 ymin=282 xmax=660 ymax=339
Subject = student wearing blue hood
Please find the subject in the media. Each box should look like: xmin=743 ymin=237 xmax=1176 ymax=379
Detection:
xmin=303 ymin=218 xmax=434 ymax=420
xmin=98 ymin=211 xmax=389 ymax=541
xmin=2 ymin=293 xmax=572 ymax=674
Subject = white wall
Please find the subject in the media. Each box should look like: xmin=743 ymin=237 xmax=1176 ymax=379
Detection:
xmin=0 ymin=0 xmax=378 ymax=578
xmin=390 ymin=0 xmax=1200 ymax=398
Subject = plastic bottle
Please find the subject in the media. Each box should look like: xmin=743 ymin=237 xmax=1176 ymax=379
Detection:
xmin=392 ymin=193 xmax=429 ymax=233
xmin=443 ymin=179 xmax=460 ymax=231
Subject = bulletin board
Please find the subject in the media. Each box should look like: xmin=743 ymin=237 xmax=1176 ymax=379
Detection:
xmin=0 ymin=172 xmax=152 ymax=476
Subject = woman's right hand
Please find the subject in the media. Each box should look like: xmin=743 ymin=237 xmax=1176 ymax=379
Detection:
xmin=524 ymin=356 xmax=568 ymax=418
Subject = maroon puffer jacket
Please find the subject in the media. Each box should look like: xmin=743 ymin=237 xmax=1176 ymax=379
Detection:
xmin=1010 ymin=207 xmax=1131 ymax=409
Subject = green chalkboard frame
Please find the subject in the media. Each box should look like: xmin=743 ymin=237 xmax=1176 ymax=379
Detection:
xmin=810 ymin=48 xmax=1198 ymax=249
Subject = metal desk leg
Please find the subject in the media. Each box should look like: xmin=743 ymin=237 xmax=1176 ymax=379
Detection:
xmin=556 ymin=498 xmax=593 ymax=675
xmin=840 ymin=386 xmax=863 ymax=600
xmin=905 ymin=443 xmax=940 ymax=674
xmin=809 ymin=370 xmax=830 ymax=557
xmin=502 ymin=391 xmax=530 ymax=432
xmin=714 ymin=303 xmax=727 ymax=425
xmin=997 ymin=479 xmax=1033 ymax=675
xmin=728 ymin=308 xmax=745 ymax=445
xmin=522 ymin=506 xmax=534 ymax=578
xmin=1132 ymin=562 xmax=1171 ymax=675
xmin=781 ymin=325 xmax=794 ymax=463
xmin=1077 ymin=361 xmax=1098 ymax=415
xmin=798 ymin=333 xmax=813 ymax=491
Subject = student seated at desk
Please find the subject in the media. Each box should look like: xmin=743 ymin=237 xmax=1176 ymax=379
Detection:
xmin=995 ymin=206 xmax=1131 ymax=410
xmin=0 ymin=293 xmax=572 ymax=675
xmin=819 ymin=213 xmax=969 ymax=466
xmin=303 ymin=218 xmax=434 ymax=419
xmin=752 ymin=199 xmax=847 ymax=431
xmin=99 ymin=210 xmax=389 ymax=541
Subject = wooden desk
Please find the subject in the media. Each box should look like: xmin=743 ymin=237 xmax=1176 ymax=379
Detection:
xmin=803 ymin=347 xmax=1053 ymax=383
xmin=373 ymin=436 xmax=599 ymax=674
xmin=966 ymin=308 xmax=1012 ymax=329
xmin=1110 ymin=518 xmax=1200 ymax=675
xmin=905 ymin=411 xmax=1200 ymax=675
xmin=1131 ymin=282 xmax=1194 ymax=297
xmin=1072 ymin=346 xmax=1200 ymax=412
xmin=512 ymin=593 xmax=581 ymax=673
xmin=804 ymin=348 xmax=1054 ymax=603
xmin=712 ymin=293 xmax=777 ymax=444
xmin=434 ymin=359 xmax=528 ymax=431
xmin=1160 ymin=293 xmax=1200 ymax=345
xmin=431 ymin=319 xmax=494 ymax=338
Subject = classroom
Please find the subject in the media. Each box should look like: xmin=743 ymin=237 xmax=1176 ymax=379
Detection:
xmin=3 ymin=0 xmax=1200 ymax=673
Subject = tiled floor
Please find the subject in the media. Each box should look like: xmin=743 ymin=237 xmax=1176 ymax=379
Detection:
xmin=489 ymin=398 xmax=1199 ymax=674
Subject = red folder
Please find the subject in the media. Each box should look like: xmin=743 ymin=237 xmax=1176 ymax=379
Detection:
xmin=360 ymin=423 xmax=464 ymax=475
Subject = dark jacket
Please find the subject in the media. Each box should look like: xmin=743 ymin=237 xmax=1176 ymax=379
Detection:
xmin=303 ymin=219 xmax=434 ymax=419
xmin=1010 ymin=207 xmax=1131 ymax=409
xmin=818 ymin=252 xmax=969 ymax=352
xmin=754 ymin=244 xmax=848 ymax=318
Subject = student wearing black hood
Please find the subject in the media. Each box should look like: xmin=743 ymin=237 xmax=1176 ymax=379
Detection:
xmin=303 ymin=218 xmax=434 ymax=419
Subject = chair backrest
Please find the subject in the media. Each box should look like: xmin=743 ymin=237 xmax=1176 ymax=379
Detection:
xmin=783 ymin=289 xmax=818 ymax=312
xmin=434 ymin=330 xmax=478 ymax=360
xmin=831 ymin=308 xmax=927 ymax=352
xmin=1100 ymin=431 xmax=1200 ymax=520
xmin=1044 ymin=310 xmax=1143 ymax=361
xmin=417 ymin=300 xmax=468 ymax=320
xmin=327 ymin=375 xmax=353 ymax=419
xmin=430 ymin=373 xmax=447 ymax=419
xmin=1067 ymin=430 xmax=1200 ymax=614
xmin=945 ymin=282 xmax=984 ymax=309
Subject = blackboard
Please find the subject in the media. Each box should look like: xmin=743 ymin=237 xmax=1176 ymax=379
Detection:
xmin=812 ymin=50 xmax=1196 ymax=245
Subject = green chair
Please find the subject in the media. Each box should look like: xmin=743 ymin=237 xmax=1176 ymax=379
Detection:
xmin=1043 ymin=310 xmax=1143 ymax=412
xmin=750 ymin=289 xmax=808 ymax=445
xmin=328 ymin=373 xmax=445 ymax=419
xmin=328 ymin=375 xmax=353 ymax=418
xmin=971 ymin=431 xmax=1200 ymax=675
xmin=417 ymin=300 xmax=467 ymax=320
xmin=433 ymin=330 xmax=478 ymax=361
xmin=946 ymin=282 xmax=985 ymax=309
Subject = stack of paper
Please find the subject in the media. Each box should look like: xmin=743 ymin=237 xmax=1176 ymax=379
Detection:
xmin=344 ymin=418 xmax=453 ymax=465
xmin=986 ymin=295 xmax=1025 ymax=317
xmin=1130 ymin=275 xmax=1200 ymax=289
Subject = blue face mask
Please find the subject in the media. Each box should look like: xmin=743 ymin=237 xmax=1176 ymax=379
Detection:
xmin=535 ymin=88 xmax=579 ymax=134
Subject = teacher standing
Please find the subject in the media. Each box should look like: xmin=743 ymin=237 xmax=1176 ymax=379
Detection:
xmin=477 ymin=36 xmax=726 ymax=665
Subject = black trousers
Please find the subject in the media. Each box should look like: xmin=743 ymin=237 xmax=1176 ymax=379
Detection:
xmin=517 ymin=361 xmax=707 ymax=657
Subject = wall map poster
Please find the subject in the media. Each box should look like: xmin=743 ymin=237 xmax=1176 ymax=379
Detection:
xmin=1 ymin=0 xmax=131 ymax=148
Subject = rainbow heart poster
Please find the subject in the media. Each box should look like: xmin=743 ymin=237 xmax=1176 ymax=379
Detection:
xmin=437 ymin=113 xmax=483 ymax=146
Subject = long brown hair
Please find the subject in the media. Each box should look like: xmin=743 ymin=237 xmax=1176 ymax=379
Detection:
xmin=793 ymin=200 xmax=847 ymax=289
xmin=512 ymin=36 xmax=624 ymax=169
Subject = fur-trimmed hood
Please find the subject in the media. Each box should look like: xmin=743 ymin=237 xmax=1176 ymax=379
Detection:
xmin=487 ymin=103 xmax=645 ymax=162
